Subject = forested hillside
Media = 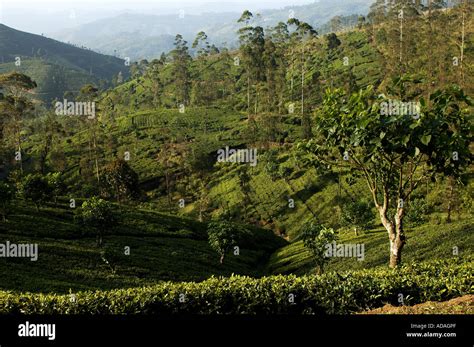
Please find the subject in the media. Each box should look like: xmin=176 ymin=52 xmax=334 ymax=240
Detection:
xmin=0 ymin=0 xmax=472 ymax=318
xmin=0 ymin=24 xmax=129 ymax=103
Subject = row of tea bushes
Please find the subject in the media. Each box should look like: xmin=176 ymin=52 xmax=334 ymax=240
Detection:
xmin=0 ymin=258 xmax=471 ymax=314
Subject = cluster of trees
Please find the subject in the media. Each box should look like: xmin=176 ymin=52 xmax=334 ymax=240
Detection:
xmin=0 ymin=172 xmax=64 ymax=217
xmin=0 ymin=1 xmax=472 ymax=270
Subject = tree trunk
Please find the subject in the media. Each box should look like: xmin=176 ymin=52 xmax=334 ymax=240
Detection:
xmin=390 ymin=207 xmax=406 ymax=268
xmin=97 ymin=232 xmax=103 ymax=247
xmin=377 ymin=203 xmax=406 ymax=268
xmin=219 ymin=254 xmax=224 ymax=264
xmin=446 ymin=177 xmax=454 ymax=223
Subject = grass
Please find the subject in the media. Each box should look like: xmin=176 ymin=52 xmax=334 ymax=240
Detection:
xmin=267 ymin=217 xmax=474 ymax=275
xmin=0 ymin=201 xmax=285 ymax=293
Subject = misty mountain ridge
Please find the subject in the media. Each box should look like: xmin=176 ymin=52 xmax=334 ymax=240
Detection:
xmin=50 ymin=0 xmax=373 ymax=60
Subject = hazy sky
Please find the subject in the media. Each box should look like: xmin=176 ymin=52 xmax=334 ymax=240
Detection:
xmin=0 ymin=0 xmax=317 ymax=34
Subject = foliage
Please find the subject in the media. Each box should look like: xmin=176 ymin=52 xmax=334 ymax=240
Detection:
xmin=207 ymin=220 xmax=242 ymax=264
xmin=81 ymin=197 xmax=117 ymax=246
xmin=301 ymin=222 xmax=338 ymax=273
xmin=0 ymin=258 xmax=470 ymax=314
xmin=301 ymin=82 xmax=472 ymax=267
xmin=405 ymin=198 xmax=429 ymax=227
xmin=103 ymin=159 xmax=140 ymax=203
xmin=340 ymin=200 xmax=373 ymax=234
xmin=18 ymin=174 xmax=52 ymax=211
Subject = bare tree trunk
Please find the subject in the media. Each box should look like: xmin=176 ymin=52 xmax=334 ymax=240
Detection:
xmin=446 ymin=177 xmax=454 ymax=223
xmin=399 ymin=7 xmax=403 ymax=68
xmin=301 ymin=44 xmax=305 ymax=119
xmin=247 ymin=76 xmax=250 ymax=118
xmin=376 ymin=194 xmax=406 ymax=268
xmin=93 ymin=135 xmax=100 ymax=183
xmin=391 ymin=207 xmax=406 ymax=268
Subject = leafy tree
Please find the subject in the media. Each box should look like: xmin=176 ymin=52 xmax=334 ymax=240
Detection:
xmin=19 ymin=174 xmax=52 ymax=211
xmin=81 ymin=197 xmax=117 ymax=247
xmin=36 ymin=114 xmax=62 ymax=174
xmin=237 ymin=11 xmax=266 ymax=115
xmin=170 ymin=34 xmax=192 ymax=105
xmin=326 ymin=33 xmax=341 ymax=52
xmin=301 ymin=222 xmax=338 ymax=274
xmin=340 ymin=200 xmax=373 ymax=235
xmin=301 ymin=82 xmax=472 ymax=267
xmin=287 ymin=18 xmax=317 ymax=139
xmin=207 ymin=220 xmax=240 ymax=264
xmin=145 ymin=59 xmax=165 ymax=107
xmin=192 ymin=31 xmax=211 ymax=57
xmin=0 ymin=72 xmax=37 ymax=174
xmin=268 ymin=22 xmax=290 ymax=114
xmin=45 ymin=172 xmax=65 ymax=205
xmin=103 ymin=159 xmax=140 ymax=203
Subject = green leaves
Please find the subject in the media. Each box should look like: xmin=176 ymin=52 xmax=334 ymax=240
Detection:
xmin=0 ymin=258 xmax=470 ymax=314
xmin=420 ymin=134 xmax=431 ymax=146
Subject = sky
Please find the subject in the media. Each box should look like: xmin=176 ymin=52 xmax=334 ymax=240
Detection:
xmin=0 ymin=0 xmax=317 ymax=34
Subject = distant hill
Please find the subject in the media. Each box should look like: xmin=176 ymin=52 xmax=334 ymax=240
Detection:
xmin=50 ymin=0 xmax=373 ymax=60
xmin=0 ymin=24 xmax=129 ymax=103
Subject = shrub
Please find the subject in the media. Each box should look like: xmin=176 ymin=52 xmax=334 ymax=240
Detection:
xmin=45 ymin=172 xmax=65 ymax=204
xmin=0 ymin=258 xmax=470 ymax=315
xmin=207 ymin=220 xmax=242 ymax=264
xmin=405 ymin=198 xmax=430 ymax=227
xmin=301 ymin=222 xmax=338 ymax=274
xmin=81 ymin=197 xmax=118 ymax=247
xmin=103 ymin=159 xmax=140 ymax=203
xmin=340 ymin=200 xmax=373 ymax=235
xmin=18 ymin=174 xmax=52 ymax=211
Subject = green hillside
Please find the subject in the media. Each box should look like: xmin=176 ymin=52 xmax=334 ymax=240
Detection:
xmin=268 ymin=218 xmax=474 ymax=275
xmin=0 ymin=200 xmax=285 ymax=293
xmin=0 ymin=24 xmax=129 ymax=102
xmin=0 ymin=1 xmax=472 ymax=319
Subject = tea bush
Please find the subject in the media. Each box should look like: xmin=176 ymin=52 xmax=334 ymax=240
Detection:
xmin=0 ymin=258 xmax=471 ymax=315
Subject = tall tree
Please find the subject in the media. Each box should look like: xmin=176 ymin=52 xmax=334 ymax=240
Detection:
xmin=0 ymin=73 xmax=37 ymax=174
xmin=287 ymin=18 xmax=317 ymax=139
xmin=237 ymin=11 xmax=266 ymax=116
xmin=171 ymin=34 xmax=192 ymax=106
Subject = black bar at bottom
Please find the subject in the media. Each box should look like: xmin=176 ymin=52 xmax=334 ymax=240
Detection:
xmin=0 ymin=315 xmax=471 ymax=346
